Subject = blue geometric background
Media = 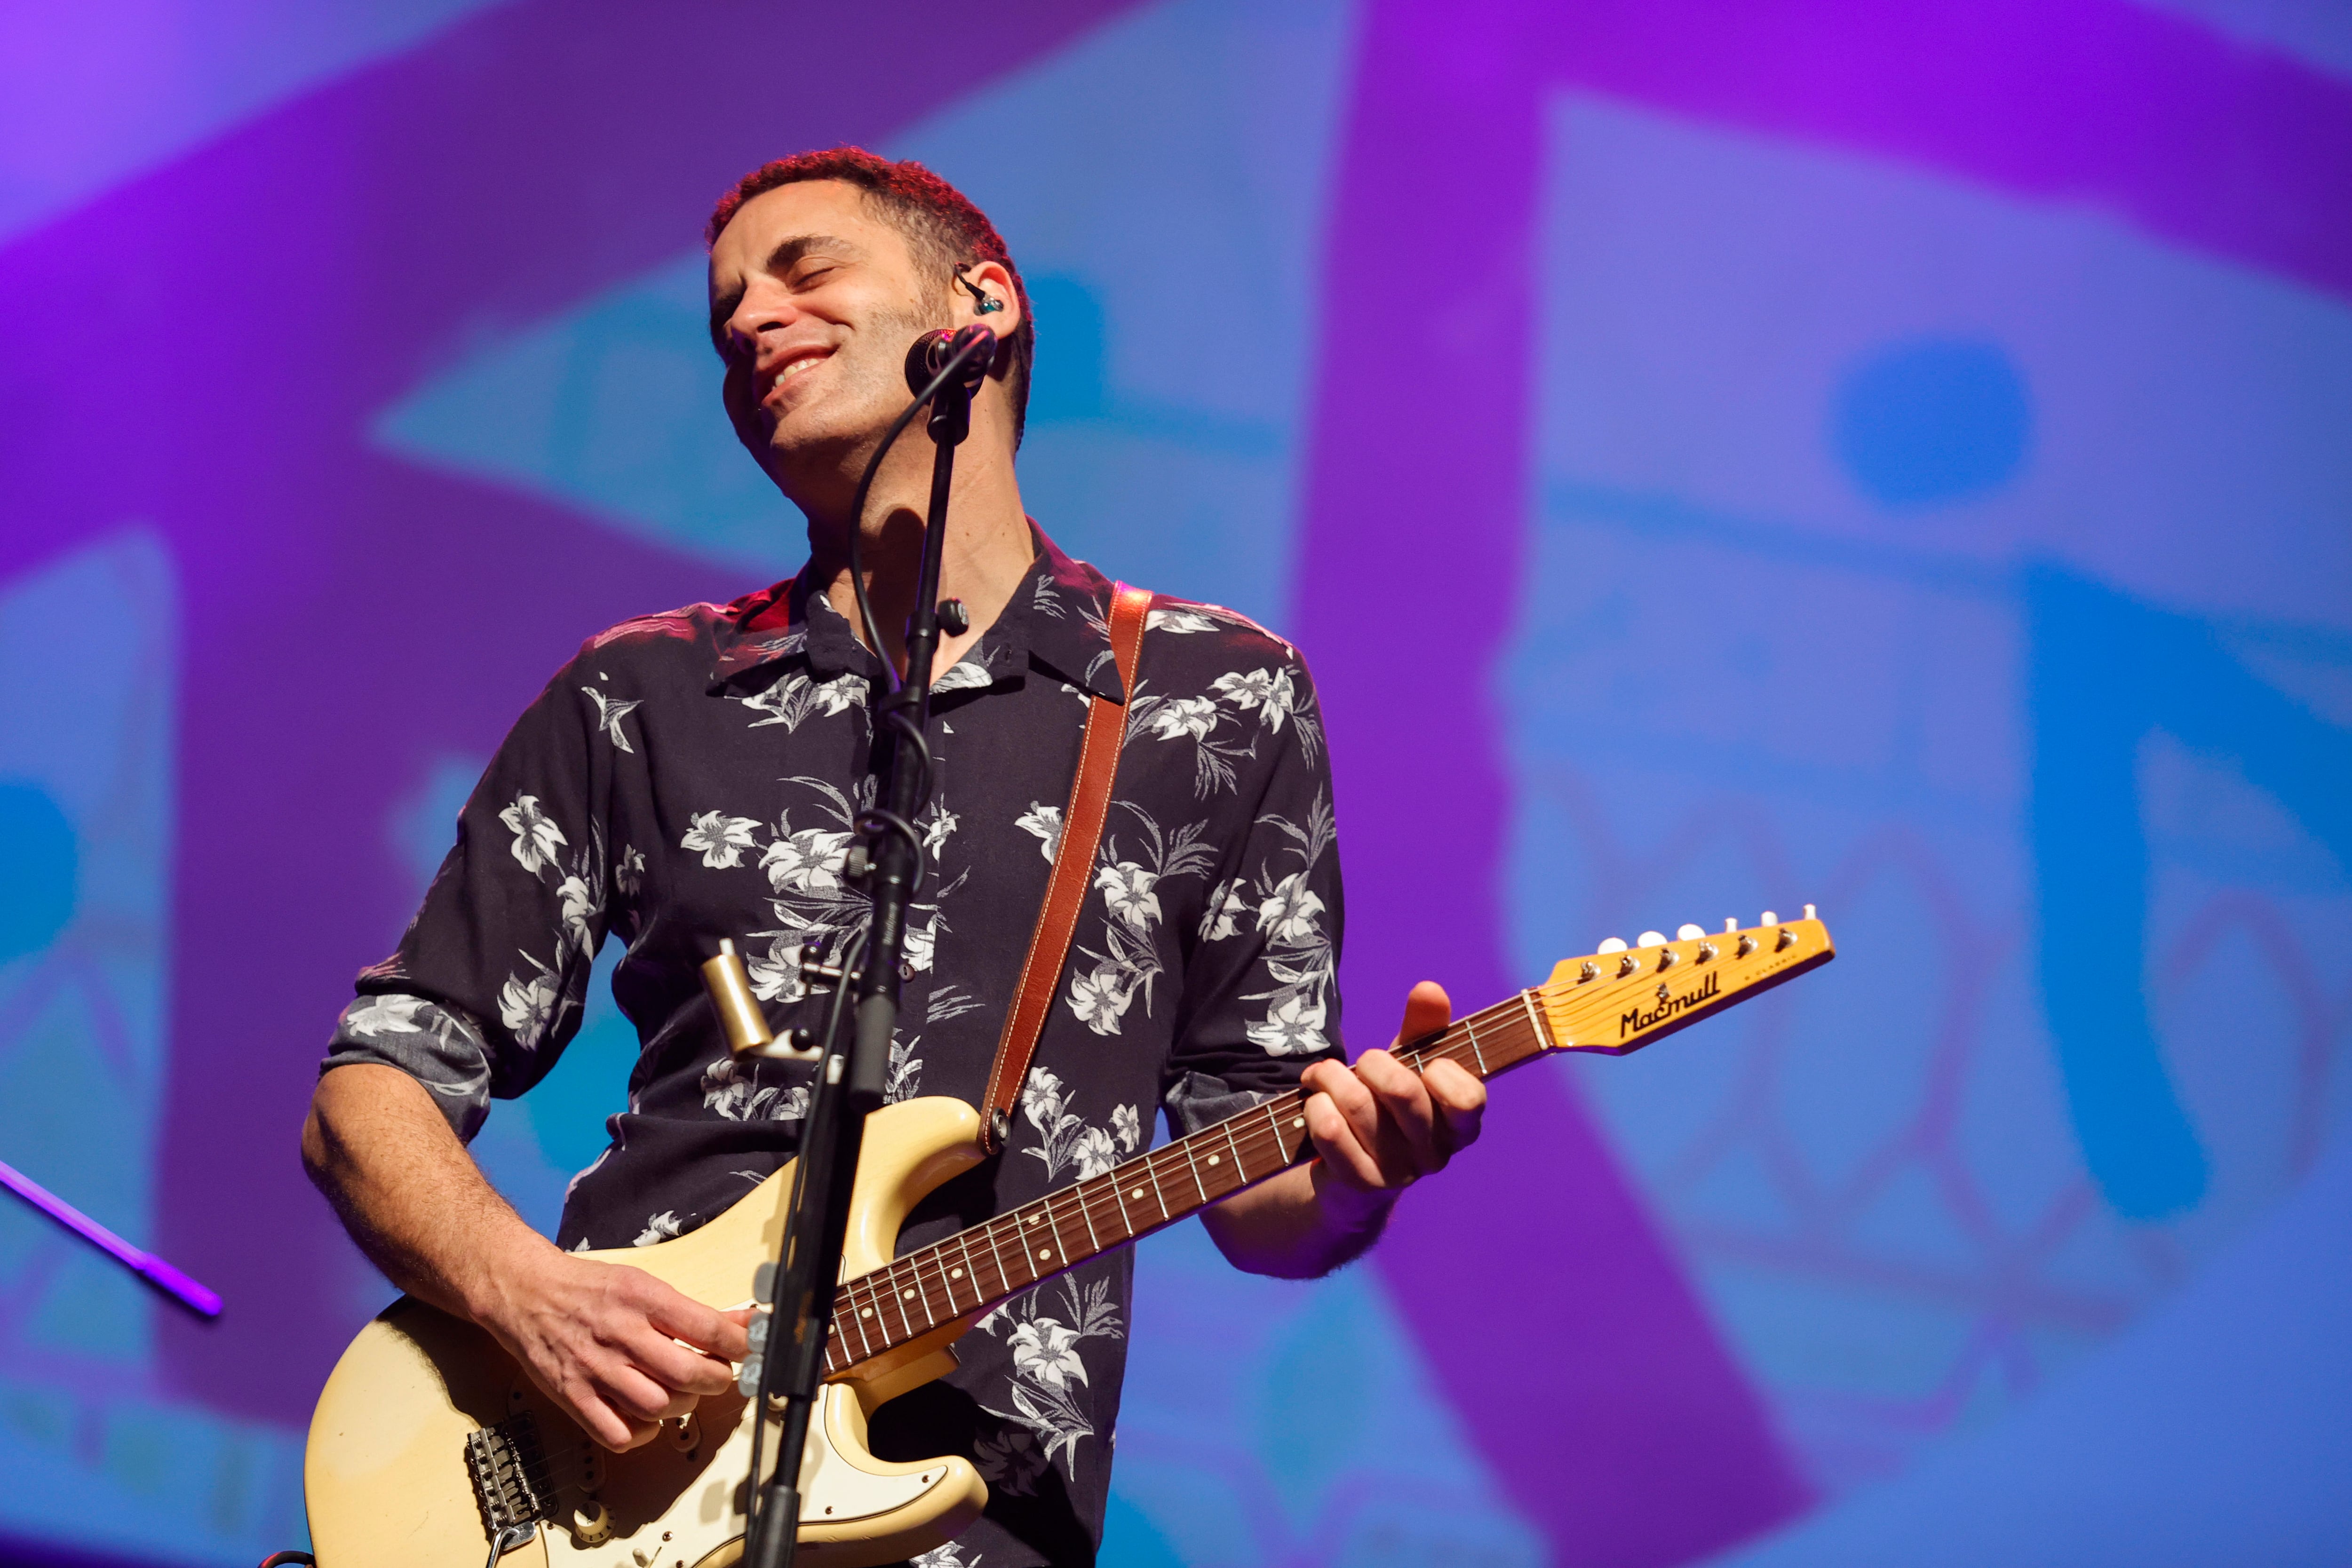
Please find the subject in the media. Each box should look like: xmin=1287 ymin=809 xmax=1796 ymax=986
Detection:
xmin=2 ymin=1 xmax=2348 ymax=1564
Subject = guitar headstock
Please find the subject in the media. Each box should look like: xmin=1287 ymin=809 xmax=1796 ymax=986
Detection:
xmin=1534 ymin=907 xmax=1835 ymax=1057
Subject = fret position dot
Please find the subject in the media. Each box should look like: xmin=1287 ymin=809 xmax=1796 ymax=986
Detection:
xmin=1037 ymin=1248 xmax=1051 ymax=1260
xmin=1292 ymin=1117 xmax=1304 ymax=1129
xmin=902 ymin=1289 xmax=914 ymax=1300
xmin=860 ymin=1308 xmax=873 ymax=1318
xmin=1130 ymin=1189 xmax=1143 ymax=1199
xmin=950 ymin=1268 xmax=963 ymax=1279
xmin=1207 ymin=1154 xmax=1220 ymax=1166
xmin=1027 ymin=1216 xmax=1040 ymax=1226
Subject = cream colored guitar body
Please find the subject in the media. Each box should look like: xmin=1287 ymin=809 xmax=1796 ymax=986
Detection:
xmin=304 ymin=1097 xmax=992 ymax=1568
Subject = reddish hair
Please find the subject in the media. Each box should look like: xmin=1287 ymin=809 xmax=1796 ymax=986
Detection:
xmin=709 ymin=147 xmax=1035 ymax=447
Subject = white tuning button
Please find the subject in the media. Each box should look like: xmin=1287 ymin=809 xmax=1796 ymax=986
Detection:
xmin=1760 ymin=909 xmax=1779 ymax=926
xmin=573 ymin=1502 xmax=612 ymax=1546
xmin=1596 ymin=937 xmax=1629 ymax=954
xmin=1724 ymin=918 xmax=1738 ymax=933
xmin=1803 ymin=903 xmax=1817 ymax=920
xmin=1676 ymin=923 xmax=1706 ymax=941
xmin=1636 ymin=931 xmax=1668 ymax=948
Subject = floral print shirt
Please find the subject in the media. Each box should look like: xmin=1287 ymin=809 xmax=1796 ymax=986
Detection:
xmin=323 ymin=529 xmax=1343 ymax=1567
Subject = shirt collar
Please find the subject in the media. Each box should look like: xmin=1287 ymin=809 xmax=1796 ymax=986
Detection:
xmin=707 ymin=525 xmax=1126 ymax=702
xmin=1021 ymin=527 xmax=1127 ymax=703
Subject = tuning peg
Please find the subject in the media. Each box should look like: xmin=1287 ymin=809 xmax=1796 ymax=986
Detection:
xmin=1724 ymin=918 xmax=1738 ymax=933
xmin=1804 ymin=903 xmax=1817 ymax=920
xmin=1597 ymin=937 xmax=1628 ymax=954
xmin=1760 ymin=910 xmax=1779 ymax=925
xmin=1676 ymin=923 xmax=1706 ymax=941
xmin=1637 ymin=931 xmax=1667 ymax=947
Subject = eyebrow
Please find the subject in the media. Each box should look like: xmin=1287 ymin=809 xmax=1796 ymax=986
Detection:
xmin=708 ymin=231 xmax=868 ymax=352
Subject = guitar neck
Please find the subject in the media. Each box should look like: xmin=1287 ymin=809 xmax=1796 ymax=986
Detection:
xmin=820 ymin=914 xmax=1835 ymax=1378
xmin=820 ymin=990 xmax=1555 ymax=1377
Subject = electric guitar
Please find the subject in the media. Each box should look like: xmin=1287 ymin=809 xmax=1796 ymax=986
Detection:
xmin=303 ymin=913 xmax=1835 ymax=1568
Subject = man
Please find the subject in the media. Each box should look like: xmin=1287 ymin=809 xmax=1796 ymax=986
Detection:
xmin=302 ymin=147 xmax=1486 ymax=1567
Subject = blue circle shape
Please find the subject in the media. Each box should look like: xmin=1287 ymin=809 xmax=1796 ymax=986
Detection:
xmin=0 ymin=780 xmax=78 ymax=963
xmin=1832 ymin=337 xmax=2033 ymax=509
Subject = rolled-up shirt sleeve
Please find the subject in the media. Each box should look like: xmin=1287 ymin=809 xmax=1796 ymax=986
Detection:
xmin=322 ymin=993 xmax=500 ymax=1140
xmin=321 ymin=644 xmax=617 ymax=1142
xmin=1162 ymin=647 xmax=1345 ymax=1136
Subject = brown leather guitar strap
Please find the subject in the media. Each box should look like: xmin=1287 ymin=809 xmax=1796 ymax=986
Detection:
xmin=979 ymin=581 xmax=1152 ymax=1154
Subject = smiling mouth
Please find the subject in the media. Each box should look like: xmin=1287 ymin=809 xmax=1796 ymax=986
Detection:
xmin=763 ymin=352 xmax=832 ymax=403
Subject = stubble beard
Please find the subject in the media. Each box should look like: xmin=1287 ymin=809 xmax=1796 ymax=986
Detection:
xmin=766 ymin=297 xmax=950 ymax=537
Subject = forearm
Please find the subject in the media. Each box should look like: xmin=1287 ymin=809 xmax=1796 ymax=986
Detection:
xmin=1200 ymin=1162 xmax=1395 ymax=1280
xmin=301 ymin=1062 xmax=555 ymax=1321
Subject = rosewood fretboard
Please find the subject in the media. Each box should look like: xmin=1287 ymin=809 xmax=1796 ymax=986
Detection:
xmin=821 ymin=989 xmax=1556 ymax=1377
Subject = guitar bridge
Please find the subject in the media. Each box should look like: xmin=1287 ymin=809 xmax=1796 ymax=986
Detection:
xmin=466 ymin=1414 xmax=555 ymax=1536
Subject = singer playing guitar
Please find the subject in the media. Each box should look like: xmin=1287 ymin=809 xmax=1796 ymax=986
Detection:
xmin=301 ymin=147 xmax=1485 ymax=1568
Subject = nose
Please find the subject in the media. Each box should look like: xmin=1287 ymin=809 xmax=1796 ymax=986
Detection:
xmin=723 ymin=281 xmax=797 ymax=361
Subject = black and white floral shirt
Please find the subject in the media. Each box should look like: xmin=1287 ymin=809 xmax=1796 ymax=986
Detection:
xmin=324 ymin=528 xmax=1343 ymax=1567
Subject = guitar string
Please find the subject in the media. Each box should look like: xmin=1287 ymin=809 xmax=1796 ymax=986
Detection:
xmin=500 ymin=937 xmax=1812 ymax=1496
xmin=827 ymin=1010 xmax=1547 ymax=1368
xmin=834 ymin=1008 xmax=1536 ymax=1358
xmin=827 ymin=935 xmax=1810 ymax=1367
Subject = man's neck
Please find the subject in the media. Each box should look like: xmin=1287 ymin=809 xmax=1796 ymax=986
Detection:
xmin=800 ymin=436 xmax=1035 ymax=682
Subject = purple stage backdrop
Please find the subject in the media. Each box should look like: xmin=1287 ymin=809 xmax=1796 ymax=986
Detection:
xmin=2 ymin=2 xmax=2349 ymax=1565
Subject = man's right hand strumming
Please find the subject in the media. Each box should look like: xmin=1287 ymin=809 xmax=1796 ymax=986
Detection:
xmin=302 ymin=1063 xmax=749 ymax=1451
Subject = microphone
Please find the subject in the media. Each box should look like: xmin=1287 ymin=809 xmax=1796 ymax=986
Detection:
xmin=904 ymin=324 xmax=998 ymax=399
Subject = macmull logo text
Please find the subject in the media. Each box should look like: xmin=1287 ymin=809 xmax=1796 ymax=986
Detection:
xmin=1621 ymin=969 xmax=1719 ymax=1038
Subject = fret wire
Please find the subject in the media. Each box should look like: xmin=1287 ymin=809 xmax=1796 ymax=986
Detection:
xmin=910 ymin=1249 xmax=946 ymax=1329
xmin=1093 ymin=1175 xmax=1127 ymax=1249
xmin=983 ymin=1212 xmax=1012 ymax=1298
xmin=1042 ymin=1193 xmax=1080 ymax=1269
xmin=922 ymin=1241 xmax=950 ymax=1316
xmin=1462 ymin=1016 xmax=1489 ymax=1075
xmin=1228 ymin=1116 xmax=1259 ymax=1181
xmin=952 ymin=1232 xmax=981 ymax=1314
xmin=892 ymin=1256 xmax=926 ymax=1336
xmin=846 ymin=1284 xmax=875 ymax=1358
xmin=889 ymin=1263 xmax=915 ymax=1341
xmin=1001 ymin=1209 xmax=1030 ymax=1285
xmin=1271 ymin=1097 xmax=1305 ymax=1162
xmin=1150 ymin=1148 xmax=1172 ymax=1219
xmin=1178 ymin=1133 xmax=1209 ymax=1204
xmin=1223 ymin=1128 xmax=1261 ymax=1189
xmin=1108 ymin=1161 xmax=1136 ymax=1236
xmin=1044 ymin=1203 xmax=1073 ymax=1279
xmin=902 ymin=1255 xmax=933 ymax=1333
xmin=1074 ymin=1180 xmax=1103 ymax=1254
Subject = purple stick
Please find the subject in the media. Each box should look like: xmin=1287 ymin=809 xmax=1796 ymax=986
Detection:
xmin=0 ymin=1157 xmax=222 ymax=1320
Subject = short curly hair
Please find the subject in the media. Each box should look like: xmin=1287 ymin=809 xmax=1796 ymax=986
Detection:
xmin=708 ymin=147 xmax=1035 ymax=448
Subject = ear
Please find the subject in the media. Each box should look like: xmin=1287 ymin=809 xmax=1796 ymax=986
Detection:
xmin=955 ymin=259 xmax=1024 ymax=339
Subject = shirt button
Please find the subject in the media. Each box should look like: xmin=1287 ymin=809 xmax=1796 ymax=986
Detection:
xmin=899 ymin=960 xmax=914 ymax=980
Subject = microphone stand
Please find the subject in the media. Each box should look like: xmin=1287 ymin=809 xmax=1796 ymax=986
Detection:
xmin=733 ymin=326 xmax=997 ymax=1568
